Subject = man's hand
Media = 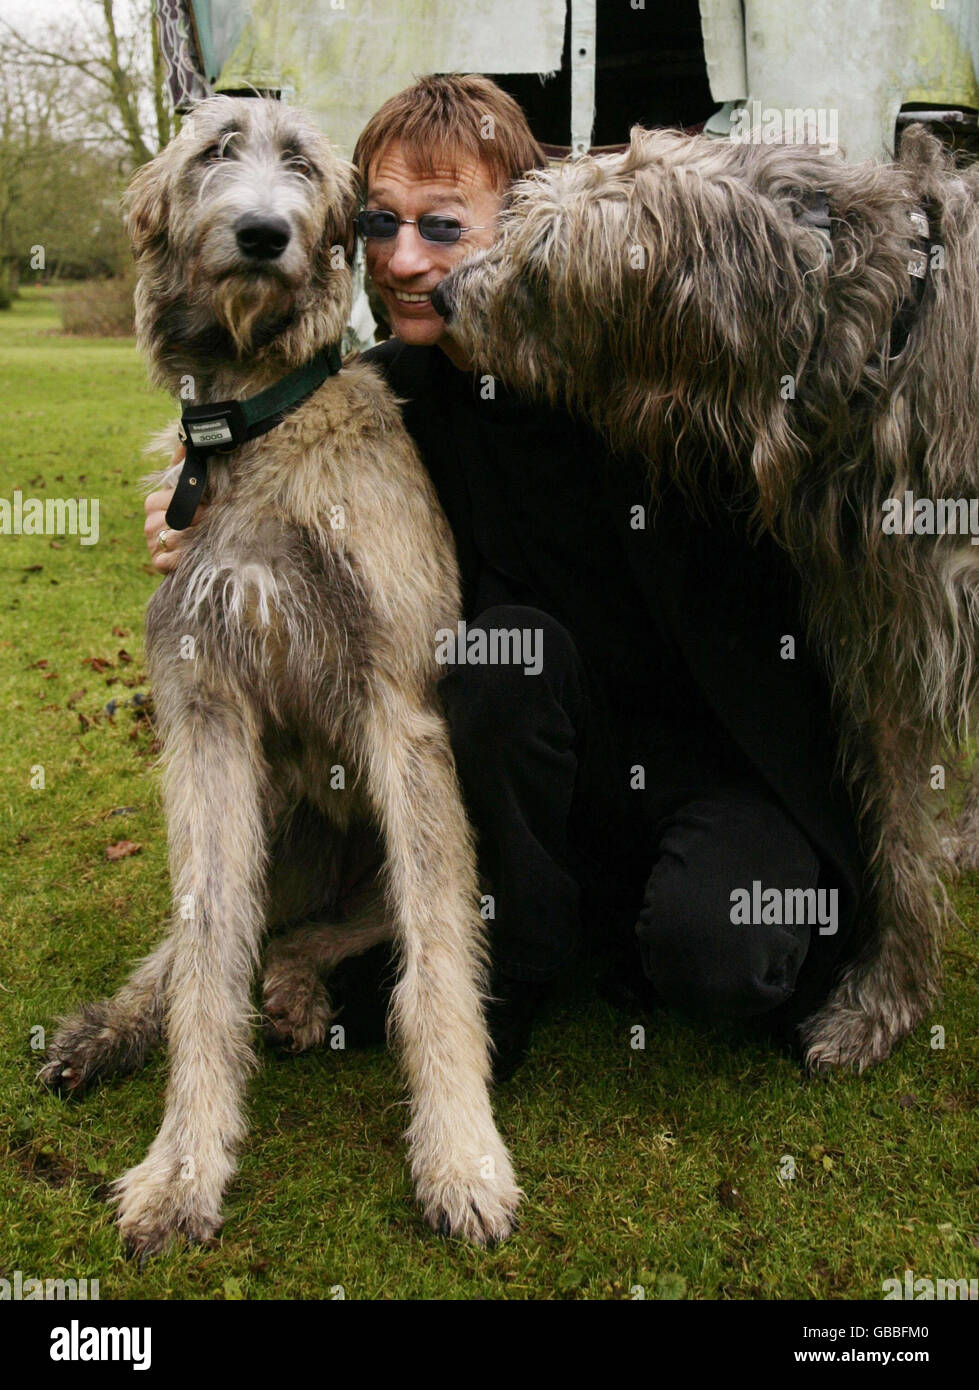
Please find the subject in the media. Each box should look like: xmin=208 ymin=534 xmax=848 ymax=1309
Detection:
xmin=144 ymin=444 xmax=207 ymax=573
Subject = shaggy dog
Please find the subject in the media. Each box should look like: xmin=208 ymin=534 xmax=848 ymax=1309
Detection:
xmin=38 ymin=95 xmax=520 ymax=1254
xmin=432 ymin=124 xmax=979 ymax=1073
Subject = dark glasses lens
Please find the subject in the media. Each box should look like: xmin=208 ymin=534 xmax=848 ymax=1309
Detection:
xmin=416 ymin=214 xmax=464 ymax=243
xmin=355 ymin=210 xmax=466 ymax=243
xmin=356 ymin=210 xmax=399 ymax=239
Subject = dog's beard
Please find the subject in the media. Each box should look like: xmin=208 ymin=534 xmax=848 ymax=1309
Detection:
xmin=210 ymin=271 xmax=297 ymax=357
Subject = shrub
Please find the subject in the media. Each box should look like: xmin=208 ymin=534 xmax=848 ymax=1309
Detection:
xmin=59 ymin=270 xmax=136 ymax=337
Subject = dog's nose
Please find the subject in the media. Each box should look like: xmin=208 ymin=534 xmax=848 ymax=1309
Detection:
xmin=430 ymin=280 xmax=453 ymax=322
xmin=234 ymin=214 xmax=291 ymax=260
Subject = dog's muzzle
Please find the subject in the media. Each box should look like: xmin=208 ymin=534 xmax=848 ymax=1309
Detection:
xmin=430 ymin=280 xmax=454 ymax=322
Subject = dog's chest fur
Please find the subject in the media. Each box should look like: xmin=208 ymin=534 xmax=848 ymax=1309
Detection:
xmin=148 ymin=494 xmax=369 ymax=720
xmin=144 ymin=363 xmax=459 ymax=825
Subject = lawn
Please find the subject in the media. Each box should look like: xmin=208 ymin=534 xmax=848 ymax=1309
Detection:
xmin=0 ymin=288 xmax=977 ymax=1301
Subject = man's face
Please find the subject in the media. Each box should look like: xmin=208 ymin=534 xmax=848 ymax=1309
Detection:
xmin=363 ymin=140 xmax=502 ymax=356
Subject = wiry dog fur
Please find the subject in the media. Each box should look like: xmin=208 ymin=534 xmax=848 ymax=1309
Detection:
xmin=39 ymin=95 xmax=520 ymax=1254
xmin=435 ymin=124 xmax=979 ymax=1073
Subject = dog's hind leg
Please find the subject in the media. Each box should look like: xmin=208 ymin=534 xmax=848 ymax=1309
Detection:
xmin=262 ymin=876 xmax=394 ymax=1052
xmin=358 ymin=684 xmax=521 ymax=1246
xmin=112 ymin=697 xmax=270 ymax=1257
xmin=38 ymin=936 xmax=175 ymax=1095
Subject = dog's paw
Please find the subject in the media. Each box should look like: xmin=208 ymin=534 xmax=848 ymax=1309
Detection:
xmin=941 ymin=832 xmax=979 ymax=875
xmin=261 ymin=958 xmax=336 ymax=1053
xmin=113 ymin=1154 xmax=222 ymax=1261
xmin=801 ymin=1000 xmax=909 ymax=1074
xmin=414 ymin=1137 xmax=522 ymax=1247
xmin=38 ymin=1002 xmax=143 ymax=1096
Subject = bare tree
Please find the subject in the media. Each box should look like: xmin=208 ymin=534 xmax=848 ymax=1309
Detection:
xmin=0 ymin=0 xmax=170 ymax=169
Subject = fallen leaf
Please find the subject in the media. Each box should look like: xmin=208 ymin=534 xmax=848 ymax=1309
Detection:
xmin=105 ymin=840 xmax=141 ymax=861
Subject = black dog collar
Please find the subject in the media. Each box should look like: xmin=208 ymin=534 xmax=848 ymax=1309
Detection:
xmin=797 ymin=191 xmax=942 ymax=359
xmin=890 ymin=198 xmax=942 ymax=357
xmin=166 ymin=343 xmax=344 ymax=530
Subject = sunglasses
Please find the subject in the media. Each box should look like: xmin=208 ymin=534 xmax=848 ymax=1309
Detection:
xmin=355 ymin=209 xmax=488 ymax=244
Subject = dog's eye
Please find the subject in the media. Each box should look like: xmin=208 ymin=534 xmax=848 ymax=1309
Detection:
xmin=285 ymin=153 xmax=314 ymax=178
xmin=201 ymin=143 xmax=229 ymax=163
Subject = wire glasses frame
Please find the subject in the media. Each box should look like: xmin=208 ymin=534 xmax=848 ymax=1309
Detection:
xmin=354 ymin=209 xmax=489 ymax=244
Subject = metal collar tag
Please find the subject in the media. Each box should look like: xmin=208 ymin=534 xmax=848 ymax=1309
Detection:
xmin=179 ymin=399 xmax=249 ymax=452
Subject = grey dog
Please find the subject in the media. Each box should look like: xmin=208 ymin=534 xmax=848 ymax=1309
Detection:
xmin=434 ymin=124 xmax=979 ymax=1075
xmin=39 ymin=96 xmax=520 ymax=1256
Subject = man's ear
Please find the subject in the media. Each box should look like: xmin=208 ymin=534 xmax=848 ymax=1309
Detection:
xmin=124 ymin=153 xmax=171 ymax=259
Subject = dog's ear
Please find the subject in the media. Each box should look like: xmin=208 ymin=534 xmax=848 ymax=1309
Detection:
xmin=319 ymin=158 xmax=359 ymax=267
xmin=627 ymin=125 xmax=653 ymax=164
xmin=124 ymin=154 xmax=170 ymax=259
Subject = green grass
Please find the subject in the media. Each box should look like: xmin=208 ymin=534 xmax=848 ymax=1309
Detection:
xmin=1 ymin=288 xmax=977 ymax=1301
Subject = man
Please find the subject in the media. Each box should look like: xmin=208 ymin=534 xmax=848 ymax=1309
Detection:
xmin=145 ymin=75 xmax=864 ymax=1078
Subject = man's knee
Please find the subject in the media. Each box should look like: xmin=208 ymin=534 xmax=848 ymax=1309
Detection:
xmin=636 ymin=862 xmax=812 ymax=1019
xmin=634 ymin=784 xmax=821 ymax=1018
xmin=438 ymin=605 xmax=582 ymax=746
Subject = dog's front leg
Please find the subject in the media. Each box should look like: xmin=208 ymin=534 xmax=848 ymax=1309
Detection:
xmin=361 ymin=689 xmax=521 ymax=1245
xmin=113 ymin=698 xmax=269 ymax=1258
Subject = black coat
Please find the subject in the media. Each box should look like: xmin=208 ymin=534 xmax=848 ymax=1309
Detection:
xmin=362 ymin=337 xmax=867 ymax=1027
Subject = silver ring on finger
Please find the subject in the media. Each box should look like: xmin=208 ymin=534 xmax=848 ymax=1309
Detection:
xmin=157 ymin=527 xmax=172 ymax=553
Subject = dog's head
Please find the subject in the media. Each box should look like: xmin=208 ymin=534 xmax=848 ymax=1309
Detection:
xmin=125 ymin=95 xmax=357 ymax=387
xmin=434 ymin=130 xmax=848 ymax=441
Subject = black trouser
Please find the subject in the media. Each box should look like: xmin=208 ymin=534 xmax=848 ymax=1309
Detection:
xmin=438 ymin=605 xmax=829 ymax=1020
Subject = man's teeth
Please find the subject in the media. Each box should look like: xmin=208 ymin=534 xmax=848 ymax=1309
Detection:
xmin=393 ymin=290 xmax=431 ymax=303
